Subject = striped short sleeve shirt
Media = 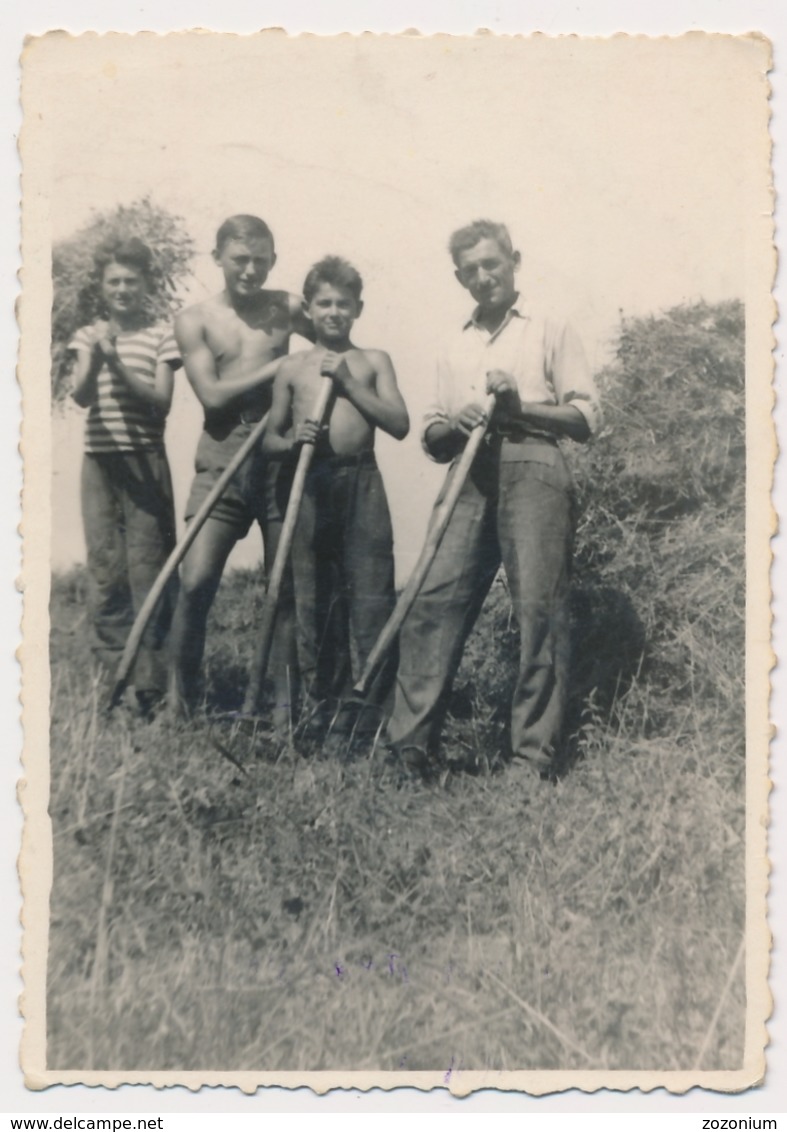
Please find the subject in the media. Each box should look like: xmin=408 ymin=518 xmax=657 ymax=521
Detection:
xmin=69 ymin=323 xmax=181 ymax=453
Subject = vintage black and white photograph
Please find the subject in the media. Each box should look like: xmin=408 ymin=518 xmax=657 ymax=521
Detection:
xmin=19 ymin=31 xmax=772 ymax=1091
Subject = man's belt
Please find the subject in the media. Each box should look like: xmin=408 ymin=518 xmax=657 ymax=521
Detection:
xmin=489 ymin=425 xmax=558 ymax=446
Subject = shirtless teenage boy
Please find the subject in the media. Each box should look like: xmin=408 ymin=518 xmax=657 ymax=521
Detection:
xmin=263 ymin=256 xmax=409 ymax=734
xmin=169 ymin=215 xmax=313 ymax=721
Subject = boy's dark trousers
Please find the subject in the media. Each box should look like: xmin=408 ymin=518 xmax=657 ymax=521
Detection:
xmin=290 ymin=452 xmax=397 ymax=711
xmin=81 ymin=449 xmax=178 ymax=695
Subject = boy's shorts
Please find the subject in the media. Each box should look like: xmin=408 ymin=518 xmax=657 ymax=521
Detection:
xmin=184 ymin=425 xmax=285 ymax=539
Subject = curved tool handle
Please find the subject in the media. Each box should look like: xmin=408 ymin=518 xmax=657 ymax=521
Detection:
xmin=352 ymin=393 xmax=497 ymax=698
xmin=109 ymin=412 xmax=270 ymax=710
xmin=243 ymin=377 xmax=335 ymax=713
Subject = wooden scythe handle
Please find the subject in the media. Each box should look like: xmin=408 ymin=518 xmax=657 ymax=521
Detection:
xmin=109 ymin=412 xmax=270 ymax=709
xmin=351 ymin=393 xmax=497 ymax=698
xmin=243 ymin=377 xmax=335 ymax=714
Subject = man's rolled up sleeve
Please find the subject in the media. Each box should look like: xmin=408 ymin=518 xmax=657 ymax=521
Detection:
xmin=550 ymin=320 xmax=603 ymax=437
xmin=420 ymin=351 xmax=453 ymax=461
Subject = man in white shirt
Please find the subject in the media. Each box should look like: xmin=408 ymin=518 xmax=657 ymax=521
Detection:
xmin=386 ymin=219 xmax=601 ymax=780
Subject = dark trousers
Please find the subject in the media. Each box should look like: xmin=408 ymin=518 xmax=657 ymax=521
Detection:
xmin=80 ymin=449 xmax=178 ymax=694
xmin=290 ymin=455 xmax=396 ymax=707
xmin=387 ymin=439 xmax=574 ymax=766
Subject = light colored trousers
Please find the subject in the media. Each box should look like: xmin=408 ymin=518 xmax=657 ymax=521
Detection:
xmin=387 ymin=437 xmax=574 ymax=767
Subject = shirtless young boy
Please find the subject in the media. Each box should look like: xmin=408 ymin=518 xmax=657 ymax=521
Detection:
xmin=263 ymin=256 xmax=409 ymax=735
xmin=169 ymin=215 xmax=313 ymax=722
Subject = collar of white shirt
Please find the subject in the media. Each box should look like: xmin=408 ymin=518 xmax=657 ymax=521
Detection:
xmin=463 ymin=297 xmax=529 ymax=337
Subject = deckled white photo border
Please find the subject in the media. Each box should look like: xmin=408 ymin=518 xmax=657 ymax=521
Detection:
xmin=4 ymin=1 xmax=786 ymax=1115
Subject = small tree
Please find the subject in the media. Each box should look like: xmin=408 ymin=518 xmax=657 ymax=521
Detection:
xmin=51 ymin=197 xmax=195 ymax=404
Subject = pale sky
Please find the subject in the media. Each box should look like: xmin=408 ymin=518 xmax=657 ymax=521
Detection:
xmin=36 ymin=32 xmax=760 ymax=576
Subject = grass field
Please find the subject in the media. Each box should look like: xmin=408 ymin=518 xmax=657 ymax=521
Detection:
xmin=45 ymin=301 xmax=747 ymax=1075
xmin=46 ymin=573 xmax=745 ymax=1074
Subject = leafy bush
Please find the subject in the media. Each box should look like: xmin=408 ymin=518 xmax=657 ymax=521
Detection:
xmin=572 ymin=301 xmax=745 ymax=735
xmin=576 ymin=299 xmax=744 ymax=520
xmin=51 ymin=197 xmax=195 ymax=403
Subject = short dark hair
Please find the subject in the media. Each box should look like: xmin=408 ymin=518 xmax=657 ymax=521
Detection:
xmin=93 ymin=236 xmax=154 ymax=281
xmin=303 ymin=256 xmax=363 ymax=304
xmin=448 ymin=219 xmax=515 ymax=265
xmin=215 ymin=215 xmax=275 ymax=252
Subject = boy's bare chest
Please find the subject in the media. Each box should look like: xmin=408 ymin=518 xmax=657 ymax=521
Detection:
xmin=205 ymin=296 xmax=291 ymax=370
xmin=295 ymin=353 xmax=374 ymax=410
xmin=293 ymin=362 xmax=331 ymax=413
xmin=303 ymin=350 xmax=375 ymax=386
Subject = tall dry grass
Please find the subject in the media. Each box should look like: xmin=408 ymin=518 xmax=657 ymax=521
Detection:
xmin=46 ymin=300 xmax=746 ymax=1073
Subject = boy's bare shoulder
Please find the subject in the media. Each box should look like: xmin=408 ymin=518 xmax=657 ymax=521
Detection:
xmin=353 ymin=346 xmax=393 ymax=370
xmin=175 ymin=294 xmax=220 ymax=331
xmin=256 ymin=289 xmax=297 ymax=313
xmin=256 ymin=289 xmax=306 ymax=328
xmin=278 ymin=347 xmax=316 ymax=380
xmin=281 ymin=290 xmax=304 ymax=316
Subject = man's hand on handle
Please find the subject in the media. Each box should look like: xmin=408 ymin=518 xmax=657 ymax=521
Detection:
xmin=447 ymin=371 xmax=521 ymax=439
xmin=450 ymin=402 xmax=489 ymax=437
xmin=486 ymin=368 xmax=522 ymax=422
xmin=425 ymin=400 xmax=489 ymax=461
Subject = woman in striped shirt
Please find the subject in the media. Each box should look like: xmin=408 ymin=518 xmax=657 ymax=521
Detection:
xmin=69 ymin=237 xmax=182 ymax=714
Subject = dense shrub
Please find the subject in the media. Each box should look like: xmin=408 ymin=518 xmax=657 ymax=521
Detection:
xmin=579 ymin=300 xmax=745 ymax=522
xmin=573 ymin=298 xmax=743 ymax=706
